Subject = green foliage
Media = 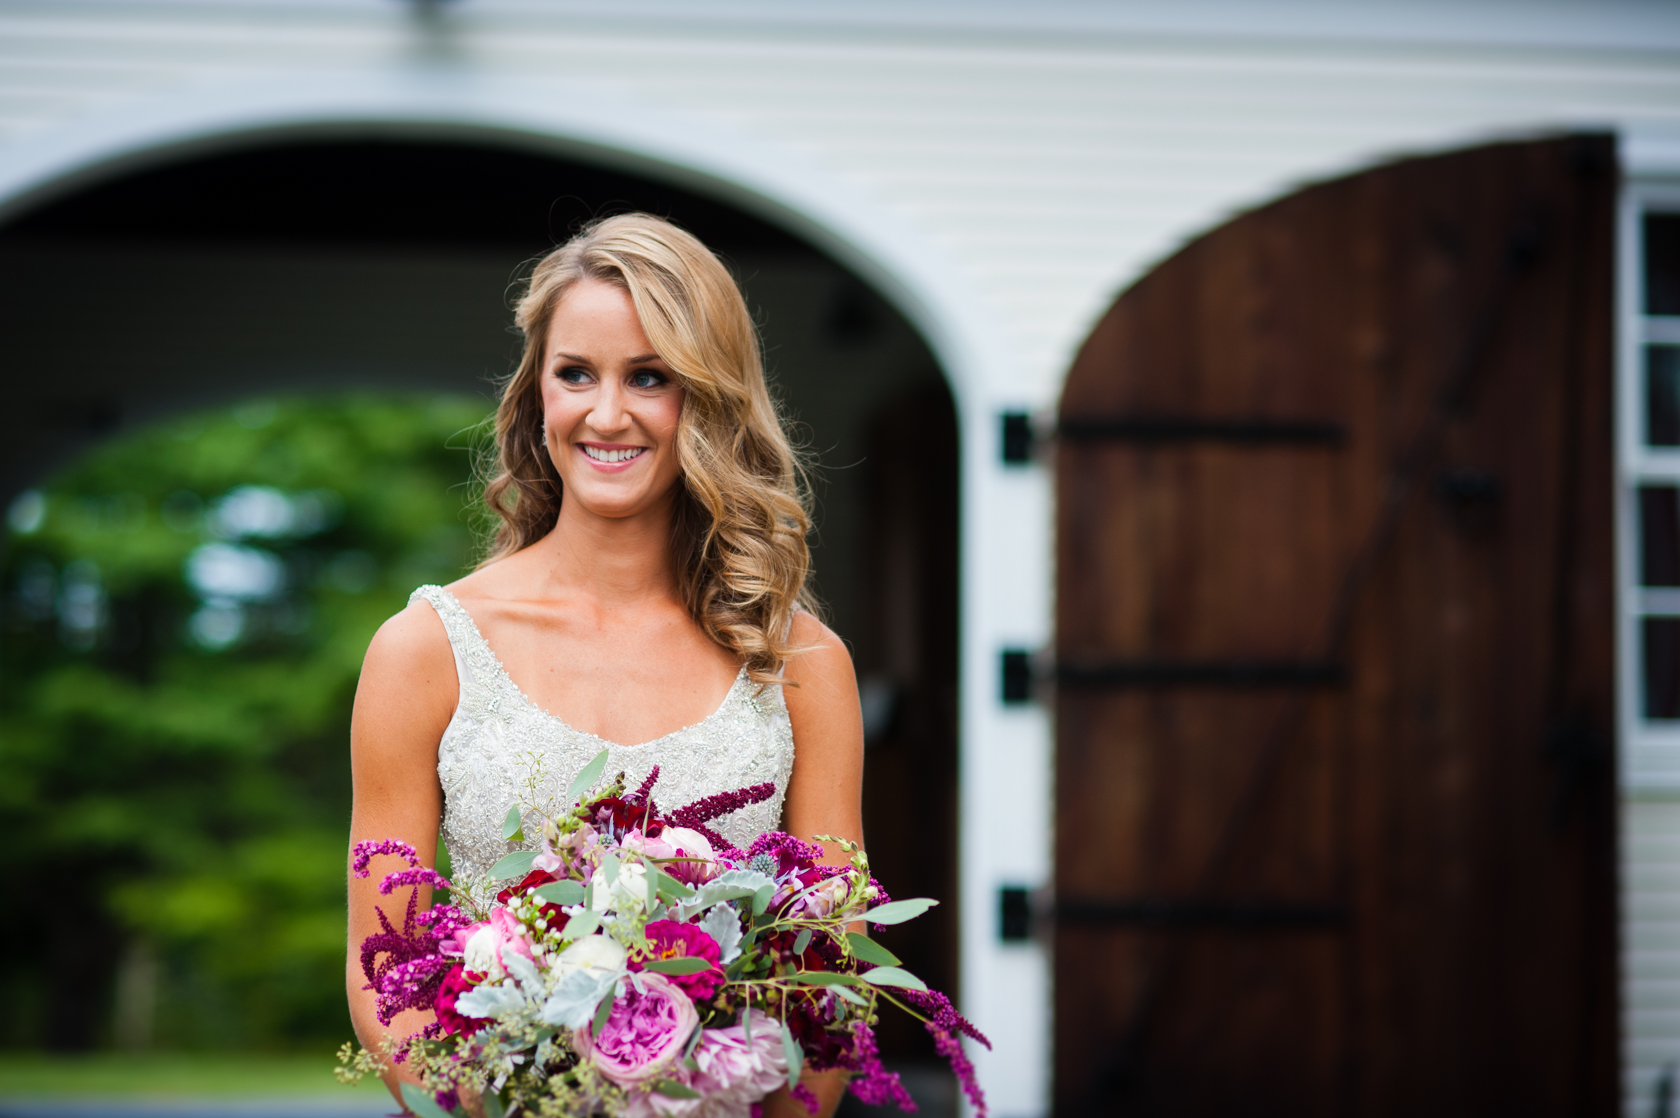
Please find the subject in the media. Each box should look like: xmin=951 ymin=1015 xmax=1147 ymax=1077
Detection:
xmin=0 ymin=395 xmax=491 ymax=1051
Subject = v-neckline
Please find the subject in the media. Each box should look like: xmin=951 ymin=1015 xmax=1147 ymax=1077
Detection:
xmin=432 ymin=585 xmax=750 ymax=751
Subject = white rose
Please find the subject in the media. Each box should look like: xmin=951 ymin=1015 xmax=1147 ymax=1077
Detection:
xmin=463 ymin=926 xmax=506 ymax=982
xmin=554 ymin=934 xmax=627 ymax=979
xmin=612 ymin=863 xmax=652 ymax=912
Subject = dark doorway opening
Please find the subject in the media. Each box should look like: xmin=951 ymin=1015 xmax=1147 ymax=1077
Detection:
xmin=0 ymin=135 xmax=960 ymax=1091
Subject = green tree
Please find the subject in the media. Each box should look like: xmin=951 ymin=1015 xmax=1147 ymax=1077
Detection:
xmin=0 ymin=395 xmax=490 ymax=1052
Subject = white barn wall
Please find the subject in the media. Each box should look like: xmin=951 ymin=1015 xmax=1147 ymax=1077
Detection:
xmin=2 ymin=3 xmax=1680 ymax=1114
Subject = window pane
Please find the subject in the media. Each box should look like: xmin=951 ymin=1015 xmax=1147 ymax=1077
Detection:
xmin=1641 ymin=485 xmax=1680 ymax=585
xmin=1647 ymin=617 xmax=1680 ymax=719
xmin=1647 ymin=212 xmax=1680 ymax=316
xmin=1650 ymin=346 xmax=1680 ymax=446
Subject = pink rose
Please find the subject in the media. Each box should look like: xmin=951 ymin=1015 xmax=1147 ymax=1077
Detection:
xmin=577 ymin=972 xmax=699 ymax=1088
xmin=659 ymin=827 xmax=720 ymax=885
xmin=460 ymin=907 xmax=532 ymax=983
xmin=620 ymin=828 xmax=678 ymax=862
xmin=620 ymin=827 xmax=719 ymax=886
xmin=635 ymin=920 xmax=724 ymax=1000
xmin=622 ymin=1022 xmax=789 ymax=1118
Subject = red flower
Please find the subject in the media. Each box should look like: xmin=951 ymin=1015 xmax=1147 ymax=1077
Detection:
xmin=496 ymin=867 xmax=559 ymax=912
xmin=433 ymin=963 xmax=489 ymax=1038
xmin=633 ymin=919 xmax=724 ymax=1000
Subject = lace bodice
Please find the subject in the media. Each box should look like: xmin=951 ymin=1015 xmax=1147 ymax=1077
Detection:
xmin=410 ymin=586 xmax=794 ymax=903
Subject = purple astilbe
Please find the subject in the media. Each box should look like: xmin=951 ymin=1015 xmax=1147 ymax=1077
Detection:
xmin=901 ymin=990 xmax=990 ymax=1118
xmin=379 ymin=867 xmax=453 ymax=895
xmin=417 ymin=903 xmax=472 ymax=942
xmin=680 ymin=821 xmax=737 ymax=858
xmin=352 ymin=837 xmax=423 ymax=878
xmin=789 ymin=1083 xmax=820 ymax=1114
xmin=901 ymin=990 xmax=989 ymax=1049
xmin=669 ymin=782 xmax=775 ymax=834
xmin=354 ymin=839 xmax=457 ymax=1027
xmin=842 ymin=1023 xmax=917 ymax=1112
xmin=631 ymin=765 xmax=661 ymax=813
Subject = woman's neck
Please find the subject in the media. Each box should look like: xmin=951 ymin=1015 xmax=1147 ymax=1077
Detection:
xmin=534 ymin=494 xmax=680 ymax=606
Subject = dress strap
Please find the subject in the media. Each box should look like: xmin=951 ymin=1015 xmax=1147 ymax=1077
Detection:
xmin=409 ymin=584 xmax=480 ymax=690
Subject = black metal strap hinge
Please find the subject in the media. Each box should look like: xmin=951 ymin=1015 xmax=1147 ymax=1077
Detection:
xmin=1002 ymin=648 xmax=1343 ymax=703
xmin=1057 ymin=897 xmax=1347 ymax=930
xmin=1000 ymin=410 xmax=1346 ymax=464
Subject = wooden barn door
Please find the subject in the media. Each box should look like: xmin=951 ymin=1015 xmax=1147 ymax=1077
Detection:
xmin=1054 ymin=136 xmax=1617 ymax=1116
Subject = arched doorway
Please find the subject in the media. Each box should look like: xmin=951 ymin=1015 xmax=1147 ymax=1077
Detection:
xmin=0 ymin=134 xmax=960 ymax=1084
xmin=1053 ymin=135 xmax=1617 ymax=1115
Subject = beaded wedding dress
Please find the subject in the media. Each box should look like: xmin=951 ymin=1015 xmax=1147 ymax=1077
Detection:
xmin=410 ymin=585 xmax=794 ymax=903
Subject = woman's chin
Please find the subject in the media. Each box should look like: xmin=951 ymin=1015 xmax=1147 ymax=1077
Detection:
xmin=562 ymin=486 xmax=669 ymax=524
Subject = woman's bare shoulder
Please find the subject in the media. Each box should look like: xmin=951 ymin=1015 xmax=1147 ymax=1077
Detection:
xmin=783 ymin=613 xmax=856 ymax=711
xmin=787 ymin=611 xmax=847 ymax=666
xmin=366 ymin=597 xmax=453 ymax=671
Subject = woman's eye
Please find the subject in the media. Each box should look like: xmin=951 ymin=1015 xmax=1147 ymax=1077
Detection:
xmin=629 ymin=370 xmax=667 ymax=389
xmin=558 ymin=366 xmax=591 ymax=384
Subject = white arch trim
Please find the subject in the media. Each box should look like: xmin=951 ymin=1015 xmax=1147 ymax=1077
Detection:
xmin=0 ymin=66 xmax=1011 ymax=415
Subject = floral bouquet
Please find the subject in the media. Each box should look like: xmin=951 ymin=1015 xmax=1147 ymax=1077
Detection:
xmin=339 ymin=750 xmax=987 ymax=1118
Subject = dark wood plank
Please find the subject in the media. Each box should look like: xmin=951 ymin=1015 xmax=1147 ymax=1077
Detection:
xmin=1054 ymin=135 xmax=1616 ymax=1116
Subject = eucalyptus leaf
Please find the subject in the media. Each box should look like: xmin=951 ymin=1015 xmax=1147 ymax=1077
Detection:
xmin=567 ymin=749 xmax=610 ymax=807
xmin=792 ymin=929 xmax=812 ymax=956
xmin=779 ymin=1018 xmax=803 ymax=1089
xmin=501 ymin=805 xmax=524 ymax=842
xmin=742 ymin=1003 xmax=752 ymax=1043
xmin=845 ymin=932 xmax=901 ymax=966
xmin=643 ymin=956 xmax=712 ymax=975
xmin=863 ymin=898 xmax=939 ymax=926
xmin=401 ymin=1082 xmax=458 ymax=1118
xmin=483 ymin=1090 xmax=506 ymax=1118
xmin=832 ymin=984 xmax=868 ymax=1006
xmin=561 ymin=910 xmax=601 ymax=941
xmin=593 ymin=987 xmax=617 ymax=1034
xmin=533 ymin=880 xmax=584 ymax=907
xmin=655 ymin=870 xmax=695 ymax=901
xmin=651 ymin=1080 xmax=701 ymax=1100
xmin=751 ymin=884 xmax=775 ymax=915
xmin=489 ymin=850 xmax=538 ymax=883
xmin=599 ymin=852 xmax=621 ymax=887
xmin=859 ymin=965 xmax=928 ymax=991
xmin=786 ymin=971 xmax=861 ymax=986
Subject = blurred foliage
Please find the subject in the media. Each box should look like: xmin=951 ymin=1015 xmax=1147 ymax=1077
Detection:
xmin=0 ymin=395 xmax=491 ymax=1052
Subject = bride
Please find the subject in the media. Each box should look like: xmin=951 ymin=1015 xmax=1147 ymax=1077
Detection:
xmin=346 ymin=214 xmax=864 ymax=1117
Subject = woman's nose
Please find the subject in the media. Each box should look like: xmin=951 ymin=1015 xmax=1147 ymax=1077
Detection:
xmin=588 ymin=377 xmax=630 ymax=433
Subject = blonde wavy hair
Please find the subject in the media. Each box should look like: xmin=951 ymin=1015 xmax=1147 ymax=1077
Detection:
xmin=481 ymin=213 xmax=816 ymax=683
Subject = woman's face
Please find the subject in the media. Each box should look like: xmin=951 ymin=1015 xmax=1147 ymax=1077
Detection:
xmin=540 ymin=278 xmax=687 ymax=522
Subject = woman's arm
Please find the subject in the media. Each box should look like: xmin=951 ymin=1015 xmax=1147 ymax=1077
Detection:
xmin=347 ymin=600 xmax=459 ymax=1103
xmin=772 ymin=612 xmax=867 ymax=1118
xmin=780 ymin=612 xmax=866 ymax=862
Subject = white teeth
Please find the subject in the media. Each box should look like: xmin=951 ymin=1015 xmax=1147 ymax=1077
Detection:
xmin=582 ymin=445 xmax=646 ymax=464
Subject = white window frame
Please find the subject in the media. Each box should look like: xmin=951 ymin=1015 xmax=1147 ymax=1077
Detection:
xmin=1618 ymin=179 xmax=1680 ymax=791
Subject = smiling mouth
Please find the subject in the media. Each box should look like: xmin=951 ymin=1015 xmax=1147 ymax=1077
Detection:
xmin=581 ymin=445 xmax=647 ymax=464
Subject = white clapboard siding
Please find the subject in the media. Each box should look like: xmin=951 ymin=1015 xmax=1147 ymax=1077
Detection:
xmin=1626 ymin=799 xmax=1680 ymax=1115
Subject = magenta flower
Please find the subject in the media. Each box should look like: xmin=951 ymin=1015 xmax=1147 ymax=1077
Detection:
xmin=433 ymin=963 xmax=489 ymax=1038
xmin=577 ymin=972 xmax=699 ymax=1089
xmin=635 ymin=920 xmax=724 ymax=1000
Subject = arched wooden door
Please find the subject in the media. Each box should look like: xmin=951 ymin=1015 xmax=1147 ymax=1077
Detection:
xmin=1054 ymin=136 xmax=1617 ymax=1116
